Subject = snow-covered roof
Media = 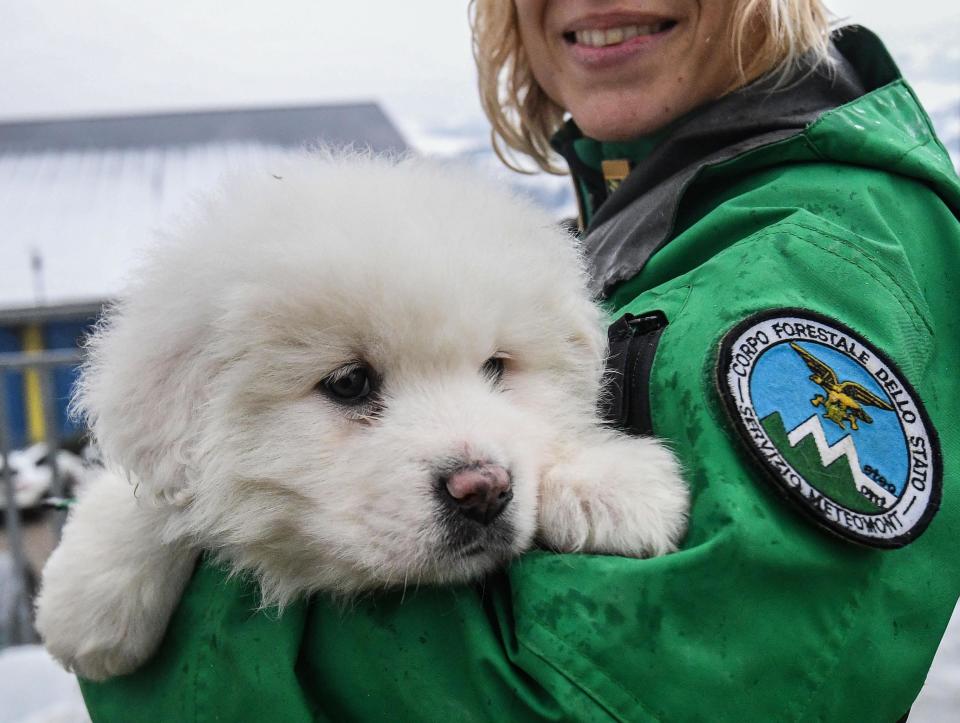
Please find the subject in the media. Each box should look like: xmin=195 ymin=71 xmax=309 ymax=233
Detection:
xmin=0 ymin=104 xmax=408 ymax=308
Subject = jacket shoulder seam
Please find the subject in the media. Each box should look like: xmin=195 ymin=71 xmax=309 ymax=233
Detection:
xmin=728 ymin=220 xmax=933 ymax=340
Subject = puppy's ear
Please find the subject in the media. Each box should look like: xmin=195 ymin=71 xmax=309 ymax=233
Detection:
xmin=74 ymin=295 xmax=217 ymax=505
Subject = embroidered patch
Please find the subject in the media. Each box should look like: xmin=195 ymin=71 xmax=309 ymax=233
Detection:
xmin=717 ymin=309 xmax=941 ymax=548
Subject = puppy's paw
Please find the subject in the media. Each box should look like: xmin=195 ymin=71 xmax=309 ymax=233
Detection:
xmin=35 ymin=567 xmax=167 ymax=681
xmin=35 ymin=468 xmax=199 ymax=681
xmin=36 ymin=539 xmax=198 ymax=681
xmin=42 ymin=622 xmax=154 ymax=682
xmin=538 ymin=435 xmax=688 ymax=558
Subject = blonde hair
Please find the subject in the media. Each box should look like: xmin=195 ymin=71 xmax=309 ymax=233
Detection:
xmin=470 ymin=0 xmax=834 ymax=174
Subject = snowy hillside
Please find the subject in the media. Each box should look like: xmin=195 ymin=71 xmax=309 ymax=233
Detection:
xmin=402 ymin=114 xmax=577 ymax=220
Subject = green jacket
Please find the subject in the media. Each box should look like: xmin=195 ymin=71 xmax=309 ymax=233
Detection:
xmin=81 ymin=28 xmax=960 ymax=722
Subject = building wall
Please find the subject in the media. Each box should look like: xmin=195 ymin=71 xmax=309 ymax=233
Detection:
xmin=0 ymin=311 xmax=99 ymax=449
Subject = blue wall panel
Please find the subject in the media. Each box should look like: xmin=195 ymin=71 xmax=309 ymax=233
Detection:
xmin=0 ymin=327 xmax=27 ymax=449
xmin=44 ymin=319 xmax=97 ymax=442
xmin=0 ymin=316 xmax=97 ymax=449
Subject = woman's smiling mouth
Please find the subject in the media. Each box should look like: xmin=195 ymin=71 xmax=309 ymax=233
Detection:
xmin=561 ymin=17 xmax=679 ymax=68
xmin=563 ymin=21 xmax=678 ymax=48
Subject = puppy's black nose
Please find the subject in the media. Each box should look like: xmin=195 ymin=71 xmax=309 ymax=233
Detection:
xmin=441 ymin=464 xmax=512 ymax=525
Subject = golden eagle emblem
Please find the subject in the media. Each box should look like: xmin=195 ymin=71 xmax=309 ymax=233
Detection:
xmin=790 ymin=342 xmax=894 ymax=431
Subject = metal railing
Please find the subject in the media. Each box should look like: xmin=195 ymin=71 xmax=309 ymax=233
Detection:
xmin=0 ymin=348 xmax=82 ymax=647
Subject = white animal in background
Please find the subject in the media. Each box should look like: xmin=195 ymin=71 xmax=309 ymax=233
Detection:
xmin=35 ymin=154 xmax=688 ymax=681
xmin=0 ymin=443 xmax=87 ymax=510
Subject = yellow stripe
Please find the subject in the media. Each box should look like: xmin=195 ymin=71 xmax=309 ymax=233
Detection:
xmin=23 ymin=324 xmax=46 ymax=443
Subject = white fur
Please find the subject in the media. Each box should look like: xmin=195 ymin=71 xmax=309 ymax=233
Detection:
xmin=35 ymin=153 xmax=688 ymax=681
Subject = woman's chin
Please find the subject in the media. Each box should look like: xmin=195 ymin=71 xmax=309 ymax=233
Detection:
xmin=568 ymin=98 xmax=677 ymax=142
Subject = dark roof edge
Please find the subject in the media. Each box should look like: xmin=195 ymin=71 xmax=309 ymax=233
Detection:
xmin=0 ymin=300 xmax=107 ymax=326
xmin=0 ymin=101 xmax=408 ymax=153
xmin=0 ymin=100 xmax=385 ymax=128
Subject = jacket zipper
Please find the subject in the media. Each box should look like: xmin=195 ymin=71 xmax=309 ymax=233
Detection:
xmin=601 ymin=310 xmax=669 ymax=437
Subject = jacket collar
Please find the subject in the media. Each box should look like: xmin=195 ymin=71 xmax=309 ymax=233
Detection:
xmin=554 ymin=26 xmax=893 ymax=298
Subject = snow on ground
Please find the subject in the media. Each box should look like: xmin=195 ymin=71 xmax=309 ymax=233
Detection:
xmin=0 ymin=645 xmax=88 ymax=723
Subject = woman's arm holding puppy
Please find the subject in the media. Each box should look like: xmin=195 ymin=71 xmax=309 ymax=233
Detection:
xmin=35 ymin=469 xmax=198 ymax=682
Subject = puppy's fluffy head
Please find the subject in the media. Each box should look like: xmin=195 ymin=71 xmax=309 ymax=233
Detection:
xmin=76 ymin=153 xmax=605 ymax=602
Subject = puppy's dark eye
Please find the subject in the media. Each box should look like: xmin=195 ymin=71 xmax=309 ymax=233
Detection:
xmin=318 ymin=363 xmax=375 ymax=405
xmin=481 ymin=356 xmax=506 ymax=384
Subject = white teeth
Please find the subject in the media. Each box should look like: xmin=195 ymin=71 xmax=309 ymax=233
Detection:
xmin=573 ymin=23 xmax=667 ymax=47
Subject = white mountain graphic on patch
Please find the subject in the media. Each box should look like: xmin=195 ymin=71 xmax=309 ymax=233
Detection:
xmin=787 ymin=415 xmax=897 ymax=508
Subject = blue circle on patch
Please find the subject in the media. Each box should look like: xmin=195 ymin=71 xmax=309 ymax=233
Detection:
xmin=718 ymin=309 xmax=941 ymax=548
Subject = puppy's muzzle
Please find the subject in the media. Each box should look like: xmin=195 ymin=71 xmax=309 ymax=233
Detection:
xmin=439 ymin=463 xmax=513 ymax=525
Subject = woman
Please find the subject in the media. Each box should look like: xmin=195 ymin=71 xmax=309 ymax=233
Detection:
xmin=82 ymin=1 xmax=960 ymax=720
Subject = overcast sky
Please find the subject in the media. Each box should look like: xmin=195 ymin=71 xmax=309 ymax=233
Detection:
xmin=2 ymin=0 xmax=957 ymax=134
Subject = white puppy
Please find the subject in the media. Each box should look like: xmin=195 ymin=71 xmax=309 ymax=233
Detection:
xmin=35 ymin=154 xmax=688 ymax=681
